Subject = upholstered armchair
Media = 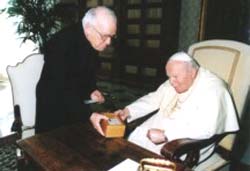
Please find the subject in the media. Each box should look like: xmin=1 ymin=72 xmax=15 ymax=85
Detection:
xmin=7 ymin=53 xmax=44 ymax=139
xmin=160 ymin=40 xmax=250 ymax=170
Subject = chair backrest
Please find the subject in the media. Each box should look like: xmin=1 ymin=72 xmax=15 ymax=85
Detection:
xmin=188 ymin=39 xmax=250 ymax=151
xmin=6 ymin=53 xmax=44 ymax=127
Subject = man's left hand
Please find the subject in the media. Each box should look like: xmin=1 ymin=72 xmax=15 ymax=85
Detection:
xmin=90 ymin=89 xmax=105 ymax=103
xmin=90 ymin=112 xmax=108 ymax=136
xmin=147 ymin=128 xmax=167 ymax=144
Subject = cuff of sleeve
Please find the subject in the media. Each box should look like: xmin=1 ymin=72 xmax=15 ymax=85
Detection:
xmin=126 ymin=106 xmax=133 ymax=123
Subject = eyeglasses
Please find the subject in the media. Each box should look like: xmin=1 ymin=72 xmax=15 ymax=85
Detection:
xmin=91 ymin=25 xmax=117 ymax=41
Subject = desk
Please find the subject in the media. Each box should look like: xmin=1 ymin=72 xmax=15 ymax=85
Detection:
xmin=17 ymin=122 xmax=191 ymax=171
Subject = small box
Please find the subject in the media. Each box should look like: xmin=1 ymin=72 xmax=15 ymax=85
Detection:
xmin=101 ymin=113 xmax=126 ymax=138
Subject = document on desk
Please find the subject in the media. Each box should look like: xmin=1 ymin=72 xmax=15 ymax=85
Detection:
xmin=108 ymin=158 xmax=139 ymax=171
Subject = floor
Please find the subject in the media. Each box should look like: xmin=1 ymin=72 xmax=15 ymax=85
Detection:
xmin=0 ymin=80 xmax=250 ymax=171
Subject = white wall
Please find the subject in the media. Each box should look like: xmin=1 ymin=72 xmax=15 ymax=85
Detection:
xmin=0 ymin=0 xmax=38 ymax=77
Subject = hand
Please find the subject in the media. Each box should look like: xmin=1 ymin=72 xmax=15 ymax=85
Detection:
xmin=90 ymin=90 xmax=105 ymax=103
xmin=114 ymin=108 xmax=130 ymax=121
xmin=147 ymin=128 xmax=167 ymax=144
xmin=90 ymin=112 xmax=108 ymax=136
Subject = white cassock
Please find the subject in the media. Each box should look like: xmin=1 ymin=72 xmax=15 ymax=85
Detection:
xmin=126 ymin=67 xmax=239 ymax=158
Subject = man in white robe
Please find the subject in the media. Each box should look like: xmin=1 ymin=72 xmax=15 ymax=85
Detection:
xmin=90 ymin=52 xmax=239 ymax=157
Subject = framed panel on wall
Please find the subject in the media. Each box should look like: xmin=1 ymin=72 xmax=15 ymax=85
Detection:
xmin=118 ymin=0 xmax=181 ymax=89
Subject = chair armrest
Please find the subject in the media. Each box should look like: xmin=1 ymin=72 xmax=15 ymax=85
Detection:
xmin=11 ymin=105 xmax=22 ymax=134
xmin=160 ymin=132 xmax=235 ymax=168
xmin=161 ymin=138 xmax=203 ymax=167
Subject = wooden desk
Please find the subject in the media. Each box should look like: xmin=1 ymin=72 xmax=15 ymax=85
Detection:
xmin=17 ymin=122 xmax=191 ymax=171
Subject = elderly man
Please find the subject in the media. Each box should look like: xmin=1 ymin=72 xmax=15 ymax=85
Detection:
xmin=90 ymin=52 xmax=239 ymax=157
xmin=36 ymin=6 xmax=117 ymax=133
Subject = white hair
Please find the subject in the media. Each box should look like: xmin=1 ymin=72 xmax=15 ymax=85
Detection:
xmin=82 ymin=6 xmax=117 ymax=27
xmin=168 ymin=51 xmax=199 ymax=69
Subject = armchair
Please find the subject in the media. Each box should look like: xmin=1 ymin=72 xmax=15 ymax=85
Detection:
xmin=7 ymin=53 xmax=44 ymax=139
xmin=160 ymin=40 xmax=250 ymax=170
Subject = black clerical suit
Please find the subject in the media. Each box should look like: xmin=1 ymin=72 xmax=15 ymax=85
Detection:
xmin=36 ymin=22 xmax=98 ymax=133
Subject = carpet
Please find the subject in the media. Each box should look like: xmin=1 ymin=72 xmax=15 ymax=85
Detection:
xmin=0 ymin=144 xmax=17 ymax=171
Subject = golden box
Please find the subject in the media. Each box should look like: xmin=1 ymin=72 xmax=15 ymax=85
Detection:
xmin=101 ymin=113 xmax=126 ymax=138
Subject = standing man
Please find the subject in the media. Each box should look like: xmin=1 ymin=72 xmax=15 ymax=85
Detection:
xmin=36 ymin=6 xmax=117 ymax=133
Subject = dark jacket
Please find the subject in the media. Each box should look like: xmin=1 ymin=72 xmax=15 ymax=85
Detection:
xmin=36 ymin=22 xmax=98 ymax=133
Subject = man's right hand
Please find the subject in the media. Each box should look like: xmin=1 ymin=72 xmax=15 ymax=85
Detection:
xmin=114 ymin=108 xmax=130 ymax=121
xmin=90 ymin=112 xmax=108 ymax=136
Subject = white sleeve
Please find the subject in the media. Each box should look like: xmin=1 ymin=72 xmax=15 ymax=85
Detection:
xmin=127 ymin=81 xmax=168 ymax=122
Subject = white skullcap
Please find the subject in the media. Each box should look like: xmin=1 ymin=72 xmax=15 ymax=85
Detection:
xmin=169 ymin=51 xmax=193 ymax=62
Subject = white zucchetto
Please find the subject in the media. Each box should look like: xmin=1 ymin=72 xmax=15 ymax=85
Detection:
xmin=169 ymin=51 xmax=193 ymax=62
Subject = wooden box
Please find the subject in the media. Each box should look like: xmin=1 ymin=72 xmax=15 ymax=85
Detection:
xmin=101 ymin=113 xmax=126 ymax=138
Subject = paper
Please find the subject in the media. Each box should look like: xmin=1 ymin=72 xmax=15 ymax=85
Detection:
xmin=108 ymin=158 xmax=139 ymax=171
xmin=83 ymin=99 xmax=97 ymax=104
xmin=108 ymin=118 xmax=122 ymax=125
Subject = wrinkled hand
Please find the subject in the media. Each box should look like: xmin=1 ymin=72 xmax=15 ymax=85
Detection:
xmin=90 ymin=113 xmax=108 ymax=136
xmin=114 ymin=108 xmax=130 ymax=121
xmin=147 ymin=128 xmax=167 ymax=144
xmin=90 ymin=90 xmax=105 ymax=103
